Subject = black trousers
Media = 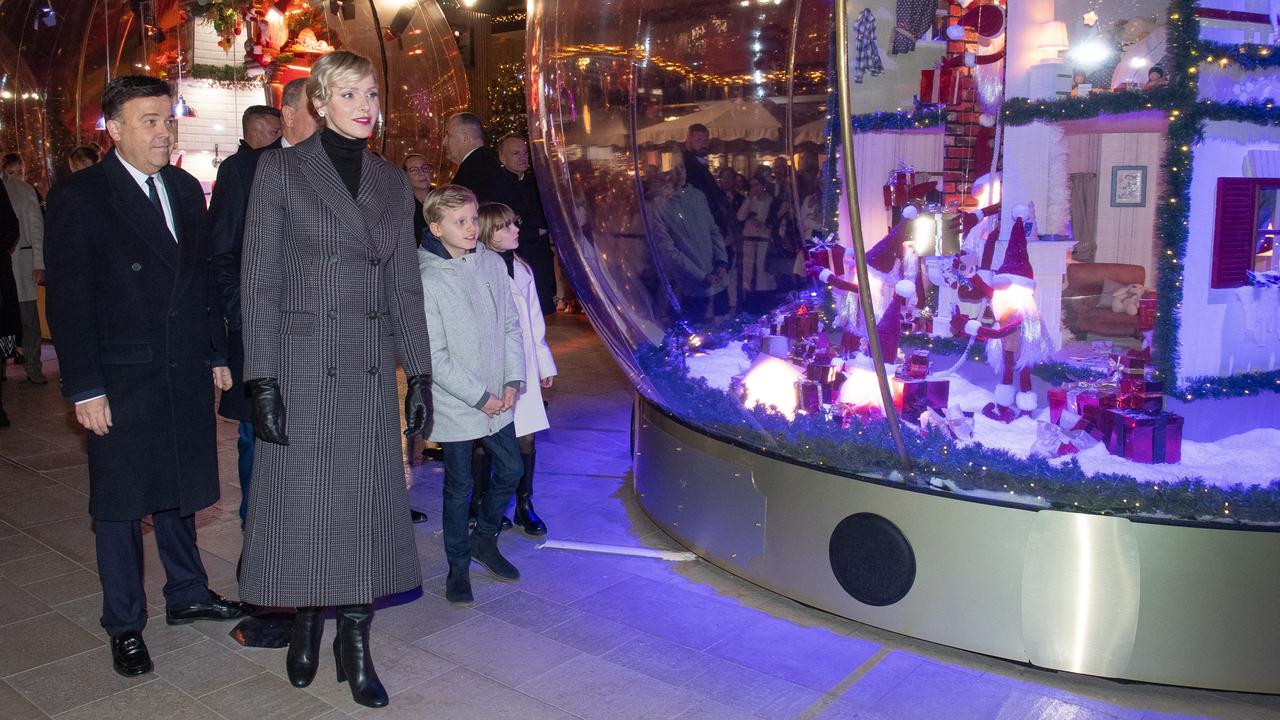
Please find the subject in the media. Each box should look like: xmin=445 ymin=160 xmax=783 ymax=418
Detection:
xmin=94 ymin=509 xmax=211 ymax=637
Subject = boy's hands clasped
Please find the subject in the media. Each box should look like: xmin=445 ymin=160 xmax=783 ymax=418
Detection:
xmin=481 ymin=386 xmax=519 ymax=417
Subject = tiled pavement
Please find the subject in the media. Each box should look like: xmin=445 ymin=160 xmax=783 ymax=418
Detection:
xmin=0 ymin=315 xmax=1276 ymax=719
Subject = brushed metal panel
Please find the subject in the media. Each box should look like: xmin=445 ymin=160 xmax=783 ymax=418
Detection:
xmin=633 ymin=410 xmax=766 ymax=563
xmin=1021 ymin=512 xmax=1141 ymax=676
xmin=1124 ymin=523 xmax=1280 ymax=693
xmin=632 ymin=397 xmax=1280 ymax=692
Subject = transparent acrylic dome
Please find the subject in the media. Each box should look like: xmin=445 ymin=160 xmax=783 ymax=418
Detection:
xmin=0 ymin=0 xmax=467 ymax=190
xmin=527 ymin=0 xmax=1280 ymax=526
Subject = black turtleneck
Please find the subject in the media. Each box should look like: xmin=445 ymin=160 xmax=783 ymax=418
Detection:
xmin=320 ymin=126 xmax=364 ymax=199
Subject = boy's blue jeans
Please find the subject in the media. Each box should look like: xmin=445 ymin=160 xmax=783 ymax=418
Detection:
xmin=237 ymin=420 xmax=255 ymax=528
xmin=440 ymin=423 xmax=523 ymax=566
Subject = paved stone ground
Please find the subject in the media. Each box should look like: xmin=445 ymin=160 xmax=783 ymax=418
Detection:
xmin=0 ymin=314 xmax=1276 ymax=719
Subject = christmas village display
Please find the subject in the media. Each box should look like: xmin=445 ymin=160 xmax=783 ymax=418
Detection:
xmin=636 ymin=0 xmax=1280 ymax=524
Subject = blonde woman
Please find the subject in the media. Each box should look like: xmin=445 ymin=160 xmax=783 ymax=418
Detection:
xmin=240 ymin=50 xmax=433 ymax=708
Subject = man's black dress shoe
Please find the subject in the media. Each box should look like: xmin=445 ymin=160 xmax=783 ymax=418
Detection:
xmin=111 ymin=630 xmax=153 ymax=677
xmin=165 ymin=591 xmax=250 ymax=625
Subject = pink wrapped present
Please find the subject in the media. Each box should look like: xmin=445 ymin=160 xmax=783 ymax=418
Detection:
xmin=796 ymin=380 xmax=822 ymax=415
xmin=895 ymin=377 xmax=949 ymax=422
xmin=1104 ymin=409 xmax=1183 ymax=464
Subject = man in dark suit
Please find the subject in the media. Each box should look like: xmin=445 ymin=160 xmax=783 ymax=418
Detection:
xmin=445 ymin=114 xmax=556 ymax=315
xmin=209 ymin=105 xmax=282 ymax=527
xmin=44 ymin=76 xmax=246 ymax=678
xmin=682 ymin=122 xmax=730 ymax=238
xmin=496 ymin=134 xmax=557 ymax=316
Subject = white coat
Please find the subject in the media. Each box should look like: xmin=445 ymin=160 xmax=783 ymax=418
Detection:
xmin=511 ymin=257 xmax=556 ymax=436
xmin=5 ymin=175 xmax=44 ymax=302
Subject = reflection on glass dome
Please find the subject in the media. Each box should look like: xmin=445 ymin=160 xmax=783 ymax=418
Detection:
xmin=0 ymin=0 xmax=467 ymax=190
xmin=529 ymin=0 xmax=1280 ymax=525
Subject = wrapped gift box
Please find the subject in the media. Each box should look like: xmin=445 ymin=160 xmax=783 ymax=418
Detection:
xmin=895 ymin=378 xmax=949 ymax=422
xmin=1048 ymin=384 xmax=1119 ymax=438
xmin=796 ymin=380 xmax=822 ymax=415
xmin=1105 ymin=409 xmax=1184 ymax=464
xmin=1120 ymin=379 xmax=1164 ymax=413
xmin=838 ymin=331 xmax=861 ymax=357
xmin=919 ymin=66 xmax=967 ymax=105
xmin=820 ymin=374 xmax=847 ymax=404
xmin=807 ymin=237 xmax=846 ymax=275
xmin=897 ymin=351 xmax=930 ymax=380
xmin=779 ymin=309 xmax=820 ymax=340
xmin=1138 ymin=295 xmax=1157 ymax=331
xmin=829 ymin=402 xmax=884 ymax=428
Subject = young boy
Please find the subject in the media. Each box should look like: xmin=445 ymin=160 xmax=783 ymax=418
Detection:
xmin=419 ymin=185 xmax=526 ymax=606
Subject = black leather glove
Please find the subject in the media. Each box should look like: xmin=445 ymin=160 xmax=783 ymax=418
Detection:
xmin=245 ymin=378 xmax=289 ymax=445
xmin=404 ymin=373 xmax=433 ymax=439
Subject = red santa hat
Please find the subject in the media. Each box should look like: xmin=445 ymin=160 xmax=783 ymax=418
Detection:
xmin=993 ymin=217 xmax=1034 ymax=289
xmin=874 ymin=280 xmax=917 ymax=363
xmin=866 ymin=219 xmax=909 ymax=274
xmin=946 ymin=3 xmax=1006 ymax=41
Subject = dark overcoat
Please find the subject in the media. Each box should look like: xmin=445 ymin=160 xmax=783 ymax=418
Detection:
xmin=44 ymin=151 xmax=225 ymax=521
xmin=210 ymin=138 xmax=281 ymax=421
xmin=238 ymin=134 xmax=432 ymax=606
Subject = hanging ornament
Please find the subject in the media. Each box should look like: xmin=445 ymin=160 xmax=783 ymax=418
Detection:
xmin=1082 ymin=10 xmax=1099 ymax=27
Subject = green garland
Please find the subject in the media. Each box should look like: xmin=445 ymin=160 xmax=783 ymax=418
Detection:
xmin=1002 ymin=86 xmax=1182 ymax=126
xmin=1178 ymin=369 xmax=1280 ymax=400
xmin=638 ymin=344 xmax=1280 ymax=523
xmin=848 ymin=107 xmax=945 ymax=132
xmin=1192 ymin=41 xmax=1280 ymax=71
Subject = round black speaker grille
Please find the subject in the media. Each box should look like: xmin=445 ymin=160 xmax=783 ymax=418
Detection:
xmin=828 ymin=513 xmax=915 ymax=606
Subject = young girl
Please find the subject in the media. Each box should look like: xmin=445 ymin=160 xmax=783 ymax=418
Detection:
xmin=477 ymin=202 xmax=557 ymax=535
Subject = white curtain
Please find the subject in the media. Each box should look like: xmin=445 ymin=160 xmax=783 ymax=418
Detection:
xmin=844 ymin=129 xmax=945 ymax=246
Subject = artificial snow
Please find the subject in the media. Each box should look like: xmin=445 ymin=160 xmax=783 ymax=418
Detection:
xmin=684 ymin=343 xmax=1280 ymax=491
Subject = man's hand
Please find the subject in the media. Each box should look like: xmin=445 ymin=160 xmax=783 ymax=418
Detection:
xmin=75 ymin=396 xmax=112 ymax=436
xmin=481 ymin=394 xmax=504 ymax=417
xmin=212 ymin=366 xmax=232 ymax=391
xmin=540 ymin=376 xmax=554 ymax=389
xmin=499 ymin=386 xmax=518 ymax=412
xmin=32 ymin=269 xmax=45 ymax=285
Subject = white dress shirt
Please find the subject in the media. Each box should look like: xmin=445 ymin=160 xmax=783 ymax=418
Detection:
xmin=116 ymin=153 xmax=177 ymax=241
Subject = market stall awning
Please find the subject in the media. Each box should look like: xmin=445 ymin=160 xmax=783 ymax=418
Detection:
xmin=636 ymin=99 xmax=781 ymax=146
xmin=561 ymin=107 xmax=637 ymax=148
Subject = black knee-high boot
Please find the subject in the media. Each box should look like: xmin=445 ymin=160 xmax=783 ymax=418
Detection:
xmin=469 ymin=444 xmax=512 ymax=529
xmin=333 ymin=604 xmax=388 ymax=708
xmin=513 ymin=449 xmax=547 ymax=536
xmin=285 ymin=607 xmax=323 ymax=687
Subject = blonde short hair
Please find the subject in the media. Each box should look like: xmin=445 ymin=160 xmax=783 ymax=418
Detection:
xmin=306 ymin=51 xmax=375 ymax=107
xmin=478 ymin=202 xmax=518 ymax=250
xmin=423 ymin=184 xmax=478 ymax=226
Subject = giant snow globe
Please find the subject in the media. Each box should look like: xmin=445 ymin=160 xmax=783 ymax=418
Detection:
xmin=0 ymin=0 xmax=468 ymax=190
xmin=528 ymin=0 xmax=1280 ymax=692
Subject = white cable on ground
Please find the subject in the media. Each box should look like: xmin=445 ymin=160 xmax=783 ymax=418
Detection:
xmin=537 ymin=539 xmax=698 ymax=562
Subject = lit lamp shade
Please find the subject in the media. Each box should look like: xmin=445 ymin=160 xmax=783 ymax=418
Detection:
xmin=1038 ymin=20 xmax=1069 ymax=60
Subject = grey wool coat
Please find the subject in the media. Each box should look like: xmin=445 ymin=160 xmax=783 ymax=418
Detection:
xmin=419 ymin=235 xmax=524 ymax=442
xmin=238 ymin=134 xmax=432 ymax=607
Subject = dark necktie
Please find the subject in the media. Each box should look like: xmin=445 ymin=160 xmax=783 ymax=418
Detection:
xmin=146 ymin=176 xmax=174 ymax=242
xmin=146 ymin=176 xmax=164 ymax=216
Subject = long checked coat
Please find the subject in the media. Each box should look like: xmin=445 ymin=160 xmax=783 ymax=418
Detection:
xmin=238 ymin=133 xmax=432 ymax=606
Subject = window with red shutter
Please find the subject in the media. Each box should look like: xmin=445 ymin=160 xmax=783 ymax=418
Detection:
xmin=1211 ymin=178 xmax=1260 ymax=288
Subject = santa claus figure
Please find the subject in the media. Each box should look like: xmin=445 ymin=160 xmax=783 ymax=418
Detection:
xmin=949 ymin=209 xmax=1051 ymax=422
xmin=806 ymin=214 xmax=919 ymax=354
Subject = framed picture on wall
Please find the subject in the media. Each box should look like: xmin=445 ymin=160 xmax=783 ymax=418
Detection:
xmin=1110 ymin=165 xmax=1147 ymax=208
